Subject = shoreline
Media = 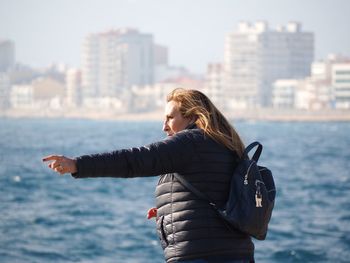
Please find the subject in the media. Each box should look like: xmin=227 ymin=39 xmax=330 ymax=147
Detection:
xmin=1 ymin=108 xmax=350 ymax=122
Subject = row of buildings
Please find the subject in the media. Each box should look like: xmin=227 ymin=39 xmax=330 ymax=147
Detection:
xmin=271 ymin=56 xmax=350 ymax=110
xmin=1 ymin=22 xmax=350 ymax=115
xmin=203 ymin=21 xmax=350 ymax=110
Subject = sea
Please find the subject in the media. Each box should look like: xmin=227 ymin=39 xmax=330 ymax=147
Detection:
xmin=0 ymin=118 xmax=349 ymax=263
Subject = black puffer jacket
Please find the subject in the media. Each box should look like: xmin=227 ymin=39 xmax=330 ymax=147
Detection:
xmin=72 ymin=125 xmax=254 ymax=262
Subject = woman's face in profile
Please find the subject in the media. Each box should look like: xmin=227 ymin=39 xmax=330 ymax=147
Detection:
xmin=163 ymin=101 xmax=192 ymax=136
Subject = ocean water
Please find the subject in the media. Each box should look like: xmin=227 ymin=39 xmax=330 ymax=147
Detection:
xmin=0 ymin=118 xmax=349 ymax=263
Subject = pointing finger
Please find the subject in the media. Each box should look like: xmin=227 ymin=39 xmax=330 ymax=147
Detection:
xmin=42 ymin=155 xmax=62 ymax=162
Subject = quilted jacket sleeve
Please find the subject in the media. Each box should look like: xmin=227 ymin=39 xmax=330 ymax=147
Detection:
xmin=72 ymin=131 xmax=196 ymax=179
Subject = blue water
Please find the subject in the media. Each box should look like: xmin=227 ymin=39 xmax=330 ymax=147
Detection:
xmin=0 ymin=118 xmax=349 ymax=263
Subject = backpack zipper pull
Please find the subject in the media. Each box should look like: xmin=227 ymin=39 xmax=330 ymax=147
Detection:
xmin=255 ymin=182 xmax=263 ymax=207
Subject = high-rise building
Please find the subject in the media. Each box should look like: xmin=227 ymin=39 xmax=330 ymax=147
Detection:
xmin=81 ymin=28 xmax=154 ymax=99
xmin=0 ymin=40 xmax=15 ymax=72
xmin=224 ymin=21 xmax=314 ymax=108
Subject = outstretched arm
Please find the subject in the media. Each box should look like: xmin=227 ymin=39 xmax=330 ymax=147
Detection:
xmin=42 ymin=131 xmax=196 ymax=178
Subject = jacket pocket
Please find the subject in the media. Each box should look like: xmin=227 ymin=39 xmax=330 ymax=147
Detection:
xmin=156 ymin=215 xmax=168 ymax=249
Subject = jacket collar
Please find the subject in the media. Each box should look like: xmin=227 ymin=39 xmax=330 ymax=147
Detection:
xmin=185 ymin=123 xmax=197 ymax=130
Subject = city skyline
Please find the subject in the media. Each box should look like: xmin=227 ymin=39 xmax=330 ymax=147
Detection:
xmin=1 ymin=0 xmax=350 ymax=74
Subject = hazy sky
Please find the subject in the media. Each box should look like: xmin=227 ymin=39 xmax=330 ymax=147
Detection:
xmin=1 ymin=0 xmax=349 ymax=74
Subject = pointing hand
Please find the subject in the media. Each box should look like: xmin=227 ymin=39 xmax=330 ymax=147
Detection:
xmin=42 ymin=155 xmax=77 ymax=175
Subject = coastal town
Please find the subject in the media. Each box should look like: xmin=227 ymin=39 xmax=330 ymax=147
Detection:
xmin=1 ymin=22 xmax=350 ymax=121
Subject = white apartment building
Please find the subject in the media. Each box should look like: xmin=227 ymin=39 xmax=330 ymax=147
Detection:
xmin=81 ymin=28 xmax=154 ymax=99
xmin=0 ymin=40 xmax=15 ymax=72
xmin=332 ymin=63 xmax=350 ymax=109
xmin=203 ymin=63 xmax=224 ymax=108
xmin=224 ymin=21 xmax=314 ymax=109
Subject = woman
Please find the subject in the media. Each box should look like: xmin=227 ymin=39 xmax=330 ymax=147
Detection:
xmin=43 ymin=88 xmax=254 ymax=263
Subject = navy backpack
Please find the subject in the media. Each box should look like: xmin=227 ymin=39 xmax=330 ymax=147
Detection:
xmin=175 ymin=141 xmax=276 ymax=240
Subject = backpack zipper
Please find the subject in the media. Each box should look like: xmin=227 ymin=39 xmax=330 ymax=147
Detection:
xmin=244 ymin=162 xmax=255 ymax=185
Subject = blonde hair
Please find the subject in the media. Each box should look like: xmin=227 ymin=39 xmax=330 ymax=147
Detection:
xmin=167 ymin=88 xmax=245 ymax=157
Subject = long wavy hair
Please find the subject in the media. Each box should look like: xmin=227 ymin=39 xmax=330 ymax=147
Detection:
xmin=167 ymin=88 xmax=245 ymax=157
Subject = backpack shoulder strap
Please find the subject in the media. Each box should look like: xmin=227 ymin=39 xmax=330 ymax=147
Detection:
xmin=174 ymin=173 xmax=219 ymax=209
xmin=244 ymin=142 xmax=263 ymax=162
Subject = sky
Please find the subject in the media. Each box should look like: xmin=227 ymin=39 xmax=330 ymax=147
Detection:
xmin=1 ymin=0 xmax=350 ymax=74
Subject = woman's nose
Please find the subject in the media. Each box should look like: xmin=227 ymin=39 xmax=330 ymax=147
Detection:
xmin=162 ymin=121 xmax=168 ymax=131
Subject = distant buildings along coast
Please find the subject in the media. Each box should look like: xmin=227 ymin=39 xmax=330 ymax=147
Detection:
xmin=0 ymin=22 xmax=350 ymax=118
